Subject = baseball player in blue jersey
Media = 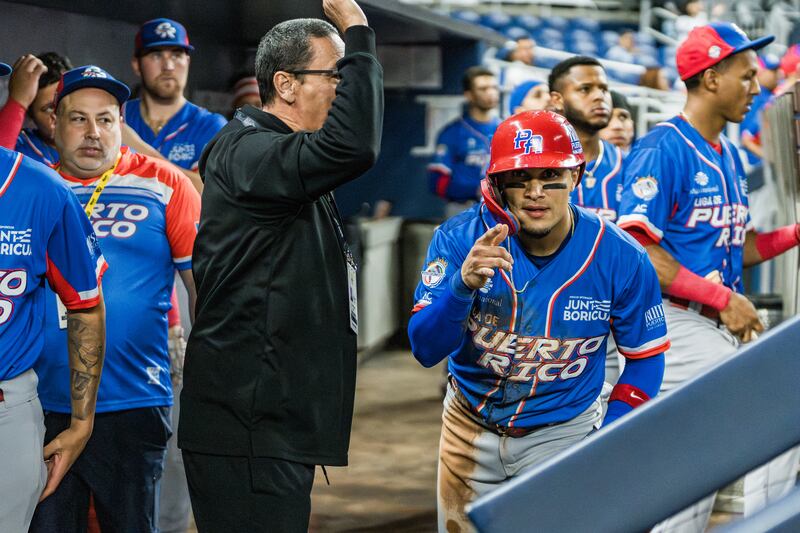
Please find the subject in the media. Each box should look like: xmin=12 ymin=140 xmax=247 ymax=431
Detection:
xmin=122 ymin=18 xmax=227 ymax=193
xmin=618 ymin=23 xmax=800 ymax=532
xmin=409 ymin=110 xmax=669 ymax=532
xmin=0 ymin=61 xmax=106 ymax=532
xmin=428 ymin=66 xmax=501 ymax=218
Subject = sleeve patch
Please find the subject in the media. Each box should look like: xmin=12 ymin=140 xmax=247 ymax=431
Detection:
xmin=632 ymin=176 xmax=659 ymax=200
xmin=421 ymin=258 xmax=448 ymax=288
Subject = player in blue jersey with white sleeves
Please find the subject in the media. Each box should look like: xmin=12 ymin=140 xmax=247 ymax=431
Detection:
xmin=122 ymin=18 xmax=227 ymax=194
xmin=617 ymin=23 xmax=800 ymax=533
xmin=0 ymin=61 xmax=106 ymax=533
xmin=409 ymin=110 xmax=668 ymax=533
xmin=428 ymin=66 xmax=501 ymax=218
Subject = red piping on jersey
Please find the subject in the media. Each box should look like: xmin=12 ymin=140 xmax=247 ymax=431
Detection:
xmin=618 ymin=340 xmax=671 ymax=359
xmin=45 ymin=252 xmax=105 ymax=310
xmin=0 ymin=151 xmax=23 ymax=197
xmin=619 ymin=219 xmax=662 ymax=244
xmin=508 ymin=217 xmax=606 ymax=427
xmin=600 ymin=146 xmax=623 ymax=209
xmin=545 ymin=217 xmax=606 ymax=337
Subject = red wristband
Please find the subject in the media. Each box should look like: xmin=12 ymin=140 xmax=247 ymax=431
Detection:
xmin=754 ymin=224 xmax=800 ymax=261
xmin=668 ymin=266 xmax=732 ymax=311
xmin=609 ymin=383 xmax=650 ymax=409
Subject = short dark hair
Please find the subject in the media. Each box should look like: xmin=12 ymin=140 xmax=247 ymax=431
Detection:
xmin=462 ymin=66 xmax=495 ymax=92
xmin=548 ymin=56 xmax=604 ymax=92
xmin=683 ymin=54 xmax=736 ymax=91
xmin=255 ymin=18 xmax=338 ymax=105
xmin=36 ymin=52 xmax=72 ymax=89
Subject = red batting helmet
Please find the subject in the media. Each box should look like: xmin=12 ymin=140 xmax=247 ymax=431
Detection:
xmin=481 ymin=110 xmax=586 ymax=235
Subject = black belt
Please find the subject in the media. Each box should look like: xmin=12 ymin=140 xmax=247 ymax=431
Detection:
xmin=667 ymin=295 xmax=720 ymax=321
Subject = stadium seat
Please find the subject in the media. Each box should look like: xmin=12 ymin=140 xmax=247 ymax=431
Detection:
xmin=515 ymin=14 xmax=541 ymax=33
xmin=481 ymin=12 xmax=513 ymax=31
xmin=451 ymin=10 xmax=481 ymax=25
xmin=505 ymin=26 xmax=531 ymax=41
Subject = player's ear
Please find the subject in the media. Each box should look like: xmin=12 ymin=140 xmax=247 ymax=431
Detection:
xmin=703 ymin=68 xmax=720 ymax=93
xmin=273 ymin=71 xmax=296 ymax=104
xmin=130 ymin=56 xmax=142 ymax=78
xmin=548 ymin=91 xmax=564 ymax=113
xmin=569 ymin=167 xmax=579 ymax=191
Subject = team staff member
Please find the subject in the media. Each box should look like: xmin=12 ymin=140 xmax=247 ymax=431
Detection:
xmin=409 ymin=110 xmax=668 ymax=533
xmin=122 ymin=17 xmax=226 ymax=193
xmin=179 ymin=0 xmax=383 ymax=530
xmin=28 ymin=65 xmax=200 ymax=533
xmin=0 ymin=62 xmax=107 ymax=533
xmin=617 ymin=23 xmax=800 ymax=532
xmin=0 ymin=53 xmax=73 ymax=164
xmin=428 ymin=66 xmax=500 ymax=218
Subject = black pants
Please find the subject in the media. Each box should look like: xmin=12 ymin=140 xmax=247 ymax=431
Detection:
xmin=183 ymin=451 xmax=315 ymax=533
xmin=30 ymin=406 xmax=171 ymax=533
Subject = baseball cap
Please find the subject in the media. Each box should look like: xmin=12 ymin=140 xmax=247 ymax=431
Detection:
xmin=135 ymin=18 xmax=194 ymax=56
xmin=54 ymin=65 xmax=131 ymax=110
xmin=610 ymin=90 xmax=632 ymax=114
xmin=0 ymin=63 xmax=10 ymax=76
xmin=676 ymin=22 xmax=774 ymax=81
xmin=759 ymin=53 xmax=781 ymax=71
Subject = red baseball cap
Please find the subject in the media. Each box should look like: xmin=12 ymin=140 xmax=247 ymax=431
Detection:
xmin=676 ymin=23 xmax=774 ymax=81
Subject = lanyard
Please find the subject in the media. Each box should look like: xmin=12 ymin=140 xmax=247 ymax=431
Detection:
xmin=58 ymin=155 xmax=121 ymax=218
xmin=320 ymin=193 xmax=352 ymax=261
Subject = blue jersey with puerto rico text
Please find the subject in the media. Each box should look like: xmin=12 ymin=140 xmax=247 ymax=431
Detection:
xmin=124 ymin=99 xmax=227 ymax=170
xmin=570 ymin=139 xmax=624 ymax=221
xmin=0 ymin=147 xmax=105 ymax=382
xmin=618 ymin=115 xmax=751 ymax=293
xmin=428 ymin=113 xmax=501 ymax=202
xmin=35 ymin=148 xmax=200 ymax=413
xmin=412 ymin=204 xmax=669 ymax=428
xmin=14 ymin=128 xmax=59 ymax=167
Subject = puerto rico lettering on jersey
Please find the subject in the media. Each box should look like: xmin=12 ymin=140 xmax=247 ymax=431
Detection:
xmin=0 ymin=269 xmax=26 ymax=325
xmin=412 ymin=203 xmax=669 ymax=428
xmin=617 ymin=115 xmax=751 ymax=292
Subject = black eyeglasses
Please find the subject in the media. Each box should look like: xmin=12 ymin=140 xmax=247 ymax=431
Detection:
xmin=286 ymin=69 xmax=342 ymax=81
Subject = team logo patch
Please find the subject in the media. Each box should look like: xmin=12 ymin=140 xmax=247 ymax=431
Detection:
xmin=563 ymin=296 xmax=610 ymax=322
xmin=0 ymin=226 xmax=32 ymax=257
xmin=632 ymin=176 xmax=659 ymax=201
xmin=82 ymin=66 xmax=107 ymax=79
xmin=694 ymin=171 xmax=710 ymax=186
xmin=168 ymin=143 xmax=196 ymax=163
xmin=155 ymin=22 xmax=177 ymax=39
xmin=708 ymin=45 xmax=721 ymax=59
xmin=513 ymin=129 xmax=543 ymax=155
xmin=644 ymin=303 xmax=666 ymax=330
xmin=421 ymin=258 xmax=448 ymax=288
xmin=633 ymin=203 xmax=648 ymax=214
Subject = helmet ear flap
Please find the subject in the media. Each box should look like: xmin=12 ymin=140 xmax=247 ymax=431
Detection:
xmin=480 ymin=178 xmax=520 ymax=235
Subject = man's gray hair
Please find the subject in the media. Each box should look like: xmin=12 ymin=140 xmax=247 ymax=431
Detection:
xmin=255 ymin=18 xmax=338 ymax=105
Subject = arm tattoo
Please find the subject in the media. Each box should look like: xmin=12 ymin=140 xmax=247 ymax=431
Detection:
xmin=66 ymin=309 xmax=105 ymax=422
xmin=68 ymin=315 xmax=102 ymax=369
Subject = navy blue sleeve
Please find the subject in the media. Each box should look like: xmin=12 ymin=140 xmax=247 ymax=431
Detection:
xmin=603 ymin=353 xmax=665 ymax=426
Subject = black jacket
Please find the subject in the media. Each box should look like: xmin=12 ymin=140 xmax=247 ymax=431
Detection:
xmin=178 ymin=26 xmax=383 ymax=466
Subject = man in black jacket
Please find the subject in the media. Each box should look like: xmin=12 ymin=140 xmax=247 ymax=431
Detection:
xmin=177 ymin=0 xmax=383 ymax=530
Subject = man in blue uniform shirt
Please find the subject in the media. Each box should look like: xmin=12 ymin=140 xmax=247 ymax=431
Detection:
xmin=428 ymin=66 xmax=501 ymax=218
xmin=409 ymin=110 xmax=668 ymax=532
xmin=123 ymin=18 xmax=226 ymax=193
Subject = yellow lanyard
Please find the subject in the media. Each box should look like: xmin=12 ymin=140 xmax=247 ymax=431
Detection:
xmin=58 ymin=155 xmax=121 ymax=218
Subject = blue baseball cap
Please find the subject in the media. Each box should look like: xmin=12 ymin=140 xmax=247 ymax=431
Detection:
xmin=0 ymin=63 xmax=10 ymax=76
xmin=677 ymin=22 xmax=774 ymax=80
xmin=759 ymin=53 xmax=781 ymax=71
xmin=135 ymin=18 xmax=194 ymax=56
xmin=54 ymin=65 xmax=131 ymax=110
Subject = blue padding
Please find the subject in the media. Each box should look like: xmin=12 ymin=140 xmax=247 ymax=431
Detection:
xmin=467 ymin=316 xmax=800 ymax=533
xmin=720 ymin=486 xmax=800 ymax=533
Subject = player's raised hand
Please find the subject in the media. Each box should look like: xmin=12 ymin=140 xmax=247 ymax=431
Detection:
xmin=720 ymin=292 xmax=764 ymax=343
xmin=9 ymin=54 xmax=47 ymax=109
xmin=323 ymin=0 xmax=368 ymax=33
xmin=461 ymin=224 xmax=513 ymax=290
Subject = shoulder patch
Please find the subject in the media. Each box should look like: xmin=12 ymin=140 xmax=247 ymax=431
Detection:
xmin=421 ymin=258 xmax=448 ymax=288
xmin=632 ymin=176 xmax=659 ymax=201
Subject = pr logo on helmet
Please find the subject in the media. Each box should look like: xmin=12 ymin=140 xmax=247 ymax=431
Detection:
xmin=513 ymin=129 xmax=543 ymax=155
